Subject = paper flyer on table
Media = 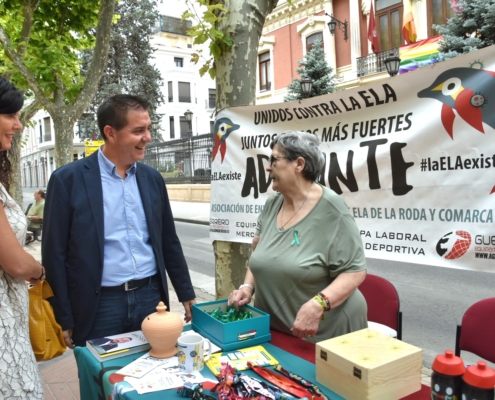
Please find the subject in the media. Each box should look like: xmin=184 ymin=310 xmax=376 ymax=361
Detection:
xmin=116 ymin=352 xmax=177 ymax=378
xmin=124 ymin=363 xmax=216 ymax=394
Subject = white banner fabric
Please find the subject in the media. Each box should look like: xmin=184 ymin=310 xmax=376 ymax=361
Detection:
xmin=210 ymin=45 xmax=495 ymax=272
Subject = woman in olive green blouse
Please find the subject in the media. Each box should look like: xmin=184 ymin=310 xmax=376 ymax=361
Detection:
xmin=228 ymin=131 xmax=367 ymax=342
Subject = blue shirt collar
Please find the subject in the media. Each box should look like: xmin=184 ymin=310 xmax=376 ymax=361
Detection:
xmin=98 ymin=147 xmax=137 ymax=177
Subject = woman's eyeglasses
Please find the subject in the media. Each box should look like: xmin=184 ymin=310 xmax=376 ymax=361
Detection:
xmin=269 ymin=155 xmax=288 ymax=165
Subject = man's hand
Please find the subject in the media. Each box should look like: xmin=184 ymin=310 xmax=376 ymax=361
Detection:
xmin=63 ymin=329 xmax=75 ymax=349
xmin=182 ymin=299 xmax=197 ymax=323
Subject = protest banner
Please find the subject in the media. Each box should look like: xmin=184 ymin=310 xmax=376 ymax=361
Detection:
xmin=210 ymin=45 xmax=495 ymax=272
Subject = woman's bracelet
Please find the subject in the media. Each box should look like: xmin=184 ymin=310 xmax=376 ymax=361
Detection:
xmin=239 ymin=283 xmax=255 ymax=293
xmin=318 ymin=292 xmax=332 ymax=311
xmin=31 ymin=265 xmax=45 ymax=282
xmin=313 ymin=292 xmax=332 ymax=313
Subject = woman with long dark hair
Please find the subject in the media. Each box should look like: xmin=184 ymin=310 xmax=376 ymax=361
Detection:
xmin=0 ymin=77 xmax=44 ymax=399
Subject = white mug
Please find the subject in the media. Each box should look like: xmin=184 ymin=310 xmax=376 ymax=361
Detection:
xmin=177 ymin=335 xmax=212 ymax=372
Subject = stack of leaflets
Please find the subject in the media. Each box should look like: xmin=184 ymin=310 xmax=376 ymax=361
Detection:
xmin=86 ymin=330 xmax=151 ymax=361
xmin=206 ymin=345 xmax=278 ymax=375
xmin=116 ymin=352 xmax=216 ymax=395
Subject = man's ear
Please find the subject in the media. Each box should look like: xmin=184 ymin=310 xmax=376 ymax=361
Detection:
xmin=103 ymin=125 xmax=115 ymax=141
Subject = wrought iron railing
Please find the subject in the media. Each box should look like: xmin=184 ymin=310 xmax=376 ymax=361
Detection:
xmin=142 ymin=133 xmax=213 ymax=184
xmin=356 ymin=47 xmax=399 ymax=78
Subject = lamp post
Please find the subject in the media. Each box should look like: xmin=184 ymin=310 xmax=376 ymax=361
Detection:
xmin=325 ymin=13 xmax=348 ymax=42
xmin=183 ymin=110 xmax=194 ymax=179
xmin=26 ymin=160 xmax=32 ymax=188
xmin=384 ymin=53 xmax=401 ymax=77
xmin=39 ymin=157 xmax=46 ymax=186
xmin=184 ymin=109 xmax=193 ymax=137
xmin=300 ymin=77 xmax=313 ymax=99
xmin=152 ymin=120 xmax=159 ymax=136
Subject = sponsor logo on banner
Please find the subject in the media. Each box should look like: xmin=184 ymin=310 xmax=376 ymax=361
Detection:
xmin=435 ymin=230 xmax=472 ymax=260
xmin=474 ymin=235 xmax=495 ymax=260
xmin=210 ymin=218 xmax=230 ymax=234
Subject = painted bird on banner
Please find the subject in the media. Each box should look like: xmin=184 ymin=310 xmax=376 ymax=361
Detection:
xmin=417 ymin=66 xmax=495 ymax=138
xmin=418 ymin=65 xmax=495 ymax=194
xmin=212 ymin=118 xmax=240 ymax=163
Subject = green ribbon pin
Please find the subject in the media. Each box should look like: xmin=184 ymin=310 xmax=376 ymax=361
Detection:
xmin=291 ymin=230 xmax=300 ymax=246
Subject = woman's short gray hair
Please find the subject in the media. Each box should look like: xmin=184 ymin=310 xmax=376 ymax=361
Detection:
xmin=271 ymin=131 xmax=325 ymax=181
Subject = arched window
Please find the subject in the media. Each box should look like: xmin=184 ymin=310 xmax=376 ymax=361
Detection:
xmin=306 ymin=32 xmax=324 ymax=53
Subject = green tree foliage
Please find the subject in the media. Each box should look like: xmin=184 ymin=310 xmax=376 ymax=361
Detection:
xmin=0 ymin=0 xmax=116 ymax=167
xmin=0 ymin=0 xmax=101 ymax=201
xmin=81 ymin=0 xmax=164 ymax=142
xmin=284 ymin=40 xmax=336 ymax=102
xmin=0 ymin=0 xmax=99 ymax=100
xmin=182 ymin=0 xmax=232 ymax=79
xmin=434 ymin=0 xmax=495 ymax=58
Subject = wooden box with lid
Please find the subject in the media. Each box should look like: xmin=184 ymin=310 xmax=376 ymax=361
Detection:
xmin=315 ymin=328 xmax=422 ymax=400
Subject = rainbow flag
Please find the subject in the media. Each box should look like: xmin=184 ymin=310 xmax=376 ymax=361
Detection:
xmin=399 ymin=36 xmax=442 ymax=74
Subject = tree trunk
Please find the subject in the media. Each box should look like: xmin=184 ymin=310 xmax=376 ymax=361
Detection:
xmin=52 ymin=112 xmax=79 ymax=167
xmin=10 ymin=132 xmax=24 ymax=207
xmin=213 ymin=0 xmax=277 ymax=299
xmin=9 ymin=99 xmax=42 ymax=206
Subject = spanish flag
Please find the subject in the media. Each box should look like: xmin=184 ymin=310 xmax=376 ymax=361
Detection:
xmin=402 ymin=0 xmax=417 ymax=44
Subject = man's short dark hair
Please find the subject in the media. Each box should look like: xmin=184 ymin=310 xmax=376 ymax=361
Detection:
xmin=97 ymin=94 xmax=150 ymax=140
xmin=36 ymin=189 xmax=46 ymax=199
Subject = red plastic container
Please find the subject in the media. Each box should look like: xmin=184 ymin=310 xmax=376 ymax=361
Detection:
xmin=431 ymin=350 xmax=465 ymax=400
xmin=462 ymin=361 xmax=495 ymax=400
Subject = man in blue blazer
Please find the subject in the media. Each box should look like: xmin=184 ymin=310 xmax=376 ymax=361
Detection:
xmin=42 ymin=95 xmax=196 ymax=347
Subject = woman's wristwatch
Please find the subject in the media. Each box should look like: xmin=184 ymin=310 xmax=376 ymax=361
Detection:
xmin=239 ymin=283 xmax=255 ymax=293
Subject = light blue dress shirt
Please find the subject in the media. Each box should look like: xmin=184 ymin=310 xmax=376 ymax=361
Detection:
xmin=98 ymin=149 xmax=157 ymax=286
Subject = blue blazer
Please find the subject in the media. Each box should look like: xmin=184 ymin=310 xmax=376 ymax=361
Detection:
xmin=42 ymin=152 xmax=195 ymax=344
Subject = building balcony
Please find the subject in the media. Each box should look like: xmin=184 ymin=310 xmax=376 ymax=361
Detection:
xmin=357 ymin=48 xmax=399 ymax=78
xmin=38 ymin=137 xmax=55 ymax=151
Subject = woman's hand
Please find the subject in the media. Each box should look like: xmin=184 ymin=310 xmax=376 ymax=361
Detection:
xmin=28 ymin=264 xmax=45 ymax=285
xmin=291 ymin=298 xmax=323 ymax=339
xmin=228 ymin=288 xmax=253 ymax=310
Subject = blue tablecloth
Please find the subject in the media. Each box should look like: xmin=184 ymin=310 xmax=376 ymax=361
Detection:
xmin=74 ymin=336 xmax=343 ymax=400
